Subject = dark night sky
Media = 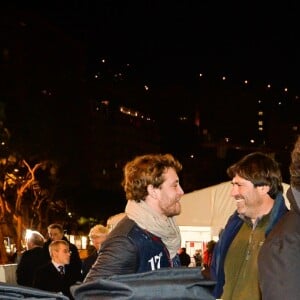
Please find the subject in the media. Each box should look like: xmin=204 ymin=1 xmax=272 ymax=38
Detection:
xmin=1 ymin=1 xmax=299 ymax=219
xmin=6 ymin=1 xmax=298 ymax=89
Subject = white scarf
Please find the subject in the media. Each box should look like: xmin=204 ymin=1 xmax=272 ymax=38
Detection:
xmin=125 ymin=200 xmax=181 ymax=259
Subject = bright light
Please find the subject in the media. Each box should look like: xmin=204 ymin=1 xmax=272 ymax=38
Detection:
xmin=25 ymin=229 xmax=33 ymax=240
xmin=81 ymin=236 xmax=88 ymax=249
xmin=69 ymin=235 xmax=75 ymax=244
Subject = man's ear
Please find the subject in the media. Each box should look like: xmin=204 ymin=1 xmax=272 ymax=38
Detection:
xmin=258 ymin=185 xmax=270 ymax=195
xmin=147 ymin=184 xmax=158 ymax=199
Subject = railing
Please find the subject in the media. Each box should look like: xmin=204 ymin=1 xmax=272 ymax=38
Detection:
xmin=0 ymin=264 xmax=17 ymax=284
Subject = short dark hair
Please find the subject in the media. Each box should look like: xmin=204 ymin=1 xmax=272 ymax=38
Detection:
xmin=227 ymin=152 xmax=283 ymax=199
xmin=47 ymin=223 xmax=64 ymax=233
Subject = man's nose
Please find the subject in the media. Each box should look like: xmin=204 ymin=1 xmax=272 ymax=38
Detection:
xmin=230 ymin=185 xmax=239 ymax=197
xmin=178 ymin=185 xmax=184 ymax=196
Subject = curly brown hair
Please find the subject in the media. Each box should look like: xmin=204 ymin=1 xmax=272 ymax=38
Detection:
xmin=122 ymin=153 xmax=182 ymax=202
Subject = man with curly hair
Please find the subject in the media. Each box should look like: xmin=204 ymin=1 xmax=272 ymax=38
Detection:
xmin=84 ymin=153 xmax=184 ymax=281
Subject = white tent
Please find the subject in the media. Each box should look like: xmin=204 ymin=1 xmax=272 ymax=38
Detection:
xmin=176 ymin=181 xmax=290 ymax=240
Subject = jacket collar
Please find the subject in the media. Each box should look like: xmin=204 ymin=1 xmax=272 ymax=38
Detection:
xmin=287 ymin=186 xmax=300 ymax=213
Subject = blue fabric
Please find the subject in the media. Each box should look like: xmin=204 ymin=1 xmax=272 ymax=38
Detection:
xmin=72 ymin=267 xmax=216 ymax=300
xmin=127 ymin=221 xmax=180 ymax=272
xmin=210 ymin=192 xmax=288 ymax=298
xmin=0 ymin=282 xmax=69 ymax=299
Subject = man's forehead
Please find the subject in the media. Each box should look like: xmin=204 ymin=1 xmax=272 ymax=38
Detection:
xmin=164 ymin=168 xmax=178 ymax=179
xmin=232 ymin=175 xmax=251 ymax=185
xmin=58 ymin=245 xmax=68 ymax=251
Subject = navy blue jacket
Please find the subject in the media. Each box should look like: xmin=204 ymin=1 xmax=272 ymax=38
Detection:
xmin=84 ymin=216 xmax=181 ymax=282
xmin=210 ymin=193 xmax=288 ymax=298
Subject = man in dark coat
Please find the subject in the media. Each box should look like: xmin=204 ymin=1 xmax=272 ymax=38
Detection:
xmin=258 ymin=136 xmax=300 ymax=299
xmin=34 ymin=240 xmax=78 ymax=299
xmin=16 ymin=230 xmax=48 ymax=287
xmin=178 ymin=247 xmax=191 ymax=267
xmin=43 ymin=223 xmax=82 ymax=282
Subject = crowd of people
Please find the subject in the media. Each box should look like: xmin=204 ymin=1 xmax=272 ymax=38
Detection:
xmin=13 ymin=136 xmax=300 ymax=299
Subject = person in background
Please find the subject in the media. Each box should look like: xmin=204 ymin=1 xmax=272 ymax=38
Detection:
xmin=201 ymin=240 xmax=216 ymax=279
xmin=43 ymin=223 xmax=82 ymax=282
xmin=193 ymin=249 xmax=203 ymax=267
xmin=81 ymin=224 xmax=108 ymax=278
xmin=16 ymin=230 xmax=48 ymax=287
xmin=33 ymin=240 xmax=78 ymax=299
xmin=258 ymin=136 xmax=300 ymax=299
xmin=178 ymin=247 xmax=191 ymax=267
xmin=202 ymin=240 xmax=216 ymax=273
xmin=84 ymin=153 xmax=184 ymax=281
xmin=106 ymin=212 xmax=126 ymax=233
xmin=210 ymin=152 xmax=288 ymax=300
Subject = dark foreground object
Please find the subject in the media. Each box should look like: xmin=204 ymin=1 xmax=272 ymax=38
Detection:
xmin=0 ymin=282 xmax=69 ymax=300
xmin=71 ymin=267 xmax=216 ymax=300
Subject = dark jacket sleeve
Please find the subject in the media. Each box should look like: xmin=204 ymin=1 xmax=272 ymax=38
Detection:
xmin=84 ymin=235 xmax=138 ymax=282
xmin=68 ymin=242 xmax=83 ymax=281
xmin=82 ymin=251 xmax=97 ymax=279
xmin=33 ymin=266 xmax=49 ymax=291
xmin=258 ymin=188 xmax=300 ymax=300
xmin=16 ymin=252 xmax=29 ymax=286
